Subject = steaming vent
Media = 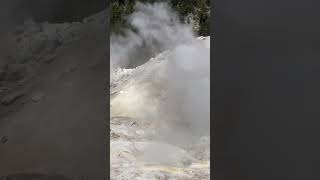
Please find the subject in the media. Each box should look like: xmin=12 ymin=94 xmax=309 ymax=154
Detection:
xmin=110 ymin=2 xmax=210 ymax=179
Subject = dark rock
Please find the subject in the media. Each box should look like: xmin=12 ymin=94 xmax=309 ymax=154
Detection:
xmin=30 ymin=35 xmax=48 ymax=54
xmin=0 ymin=136 xmax=8 ymax=144
xmin=3 ymin=173 xmax=73 ymax=180
xmin=5 ymin=64 xmax=27 ymax=81
xmin=1 ymin=90 xmax=25 ymax=105
xmin=31 ymin=92 xmax=45 ymax=103
xmin=14 ymin=50 xmax=33 ymax=64
xmin=83 ymin=17 xmax=94 ymax=23
xmin=14 ymin=26 xmax=25 ymax=35
xmin=42 ymin=54 xmax=57 ymax=63
xmin=46 ymin=39 xmax=61 ymax=52
xmin=69 ymin=65 xmax=78 ymax=72
xmin=129 ymin=121 xmax=137 ymax=127
xmin=63 ymin=64 xmax=79 ymax=73
xmin=24 ymin=19 xmax=42 ymax=35
xmin=0 ymin=176 xmax=9 ymax=180
xmin=0 ymin=69 xmax=5 ymax=81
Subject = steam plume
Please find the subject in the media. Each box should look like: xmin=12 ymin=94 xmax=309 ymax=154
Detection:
xmin=110 ymin=1 xmax=210 ymax=162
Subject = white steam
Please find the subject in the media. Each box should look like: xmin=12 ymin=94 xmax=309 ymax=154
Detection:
xmin=162 ymin=40 xmax=210 ymax=145
xmin=110 ymin=2 xmax=194 ymax=70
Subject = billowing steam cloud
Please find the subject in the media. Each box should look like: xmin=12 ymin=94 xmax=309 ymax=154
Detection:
xmin=162 ymin=39 xmax=210 ymax=146
xmin=110 ymin=2 xmax=194 ymax=70
xmin=111 ymin=1 xmax=210 ymax=158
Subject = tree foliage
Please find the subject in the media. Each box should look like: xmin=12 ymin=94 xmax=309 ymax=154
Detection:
xmin=110 ymin=0 xmax=210 ymax=36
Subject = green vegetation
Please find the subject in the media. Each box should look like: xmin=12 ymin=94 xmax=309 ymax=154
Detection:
xmin=110 ymin=0 xmax=210 ymax=36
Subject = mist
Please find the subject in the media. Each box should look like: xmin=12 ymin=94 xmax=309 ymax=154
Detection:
xmin=110 ymin=1 xmax=210 ymax=160
xmin=162 ymin=39 xmax=210 ymax=145
xmin=110 ymin=2 xmax=194 ymax=70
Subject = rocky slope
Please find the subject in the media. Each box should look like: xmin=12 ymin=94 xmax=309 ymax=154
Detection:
xmin=110 ymin=37 xmax=210 ymax=180
xmin=0 ymin=10 xmax=107 ymax=179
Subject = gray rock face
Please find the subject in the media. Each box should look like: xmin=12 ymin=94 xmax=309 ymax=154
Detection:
xmin=0 ymin=9 xmax=108 ymax=109
xmin=0 ymin=9 xmax=108 ymax=178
